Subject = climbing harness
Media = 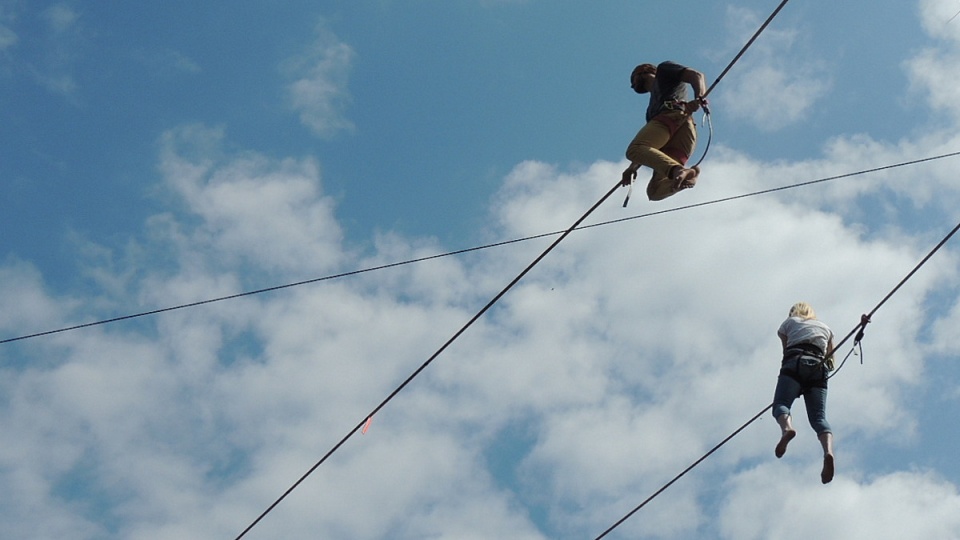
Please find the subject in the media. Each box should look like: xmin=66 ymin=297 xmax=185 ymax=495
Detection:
xmin=782 ymin=342 xmax=831 ymax=386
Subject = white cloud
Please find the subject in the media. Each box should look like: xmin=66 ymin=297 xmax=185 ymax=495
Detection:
xmin=42 ymin=3 xmax=78 ymax=34
xmin=5 ymin=2 xmax=960 ymax=538
xmin=283 ymin=22 xmax=355 ymax=138
xmin=157 ymin=124 xmax=347 ymax=276
xmin=1 ymin=114 xmax=959 ymax=539
xmin=720 ymin=465 xmax=960 ymax=539
xmin=919 ymin=0 xmax=960 ymax=41
xmin=906 ymin=1 xmax=960 ymax=124
xmin=717 ymin=6 xmax=831 ymax=131
xmin=928 ymin=279 xmax=960 ymax=356
xmin=0 ymin=258 xmax=78 ymax=337
xmin=907 ymin=49 xmax=960 ymax=124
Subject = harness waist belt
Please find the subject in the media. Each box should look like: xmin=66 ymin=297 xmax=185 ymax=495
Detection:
xmin=784 ymin=342 xmax=825 ymax=360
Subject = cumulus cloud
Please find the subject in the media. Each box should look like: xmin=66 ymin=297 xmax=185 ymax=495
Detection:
xmin=283 ymin=22 xmax=355 ymax=138
xmin=4 ymin=2 xmax=960 ymax=538
xmin=157 ymin=124 xmax=347 ymax=276
xmin=918 ymin=0 xmax=960 ymax=41
xmin=1 ymin=108 xmax=959 ymax=539
xmin=717 ymin=6 xmax=831 ymax=131
xmin=907 ymin=0 xmax=960 ymax=123
xmin=720 ymin=465 xmax=960 ymax=539
xmin=0 ymin=259 xmax=78 ymax=337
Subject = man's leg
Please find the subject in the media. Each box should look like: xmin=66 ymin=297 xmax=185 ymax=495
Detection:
xmin=666 ymin=116 xmax=698 ymax=189
xmin=642 ymin=115 xmax=699 ymax=201
xmin=625 ymin=118 xmax=676 ymax=176
xmin=645 ymin=166 xmax=700 ymax=201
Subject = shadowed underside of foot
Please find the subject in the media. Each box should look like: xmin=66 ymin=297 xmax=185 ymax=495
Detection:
xmin=775 ymin=429 xmax=796 ymax=458
xmin=821 ymin=454 xmax=835 ymax=484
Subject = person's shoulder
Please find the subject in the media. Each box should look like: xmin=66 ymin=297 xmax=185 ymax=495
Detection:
xmin=658 ymin=60 xmax=686 ymax=71
xmin=813 ymin=318 xmax=833 ymax=333
xmin=778 ymin=316 xmax=798 ymax=330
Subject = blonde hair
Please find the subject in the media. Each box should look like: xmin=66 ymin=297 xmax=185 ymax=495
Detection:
xmin=789 ymin=302 xmax=816 ymax=320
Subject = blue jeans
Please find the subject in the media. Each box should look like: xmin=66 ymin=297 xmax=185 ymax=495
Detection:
xmin=772 ymin=373 xmax=832 ymax=435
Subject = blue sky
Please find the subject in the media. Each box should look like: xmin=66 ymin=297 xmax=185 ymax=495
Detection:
xmin=3 ymin=0 xmax=960 ymax=539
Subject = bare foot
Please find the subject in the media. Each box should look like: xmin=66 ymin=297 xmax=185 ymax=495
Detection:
xmin=671 ymin=166 xmax=699 ymax=190
xmin=775 ymin=429 xmax=796 ymax=458
xmin=686 ymin=166 xmax=701 ymax=188
xmin=821 ymin=454 xmax=835 ymax=484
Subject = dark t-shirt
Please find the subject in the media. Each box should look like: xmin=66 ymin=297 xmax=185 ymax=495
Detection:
xmin=646 ymin=61 xmax=690 ymax=121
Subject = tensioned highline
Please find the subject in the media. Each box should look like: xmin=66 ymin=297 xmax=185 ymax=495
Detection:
xmin=3 ymin=151 xmax=958 ymax=347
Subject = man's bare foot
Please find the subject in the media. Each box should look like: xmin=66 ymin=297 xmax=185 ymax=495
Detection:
xmin=671 ymin=165 xmax=699 ymax=190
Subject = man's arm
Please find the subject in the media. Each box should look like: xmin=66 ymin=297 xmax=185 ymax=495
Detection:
xmin=681 ymin=68 xmax=708 ymax=113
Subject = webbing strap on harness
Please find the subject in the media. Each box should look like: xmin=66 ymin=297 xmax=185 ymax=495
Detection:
xmin=784 ymin=341 xmax=825 ymax=360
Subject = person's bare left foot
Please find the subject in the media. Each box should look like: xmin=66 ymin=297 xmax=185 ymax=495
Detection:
xmin=671 ymin=165 xmax=699 ymax=190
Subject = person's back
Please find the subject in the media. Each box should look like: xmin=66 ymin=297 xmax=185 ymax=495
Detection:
xmin=779 ymin=315 xmax=832 ymax=353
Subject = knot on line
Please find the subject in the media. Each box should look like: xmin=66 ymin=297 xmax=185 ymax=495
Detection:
xmin=855 ymin=313 xmax=871 ymax=343
xmin=852 ymin=313 xmax=871 ymax=366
